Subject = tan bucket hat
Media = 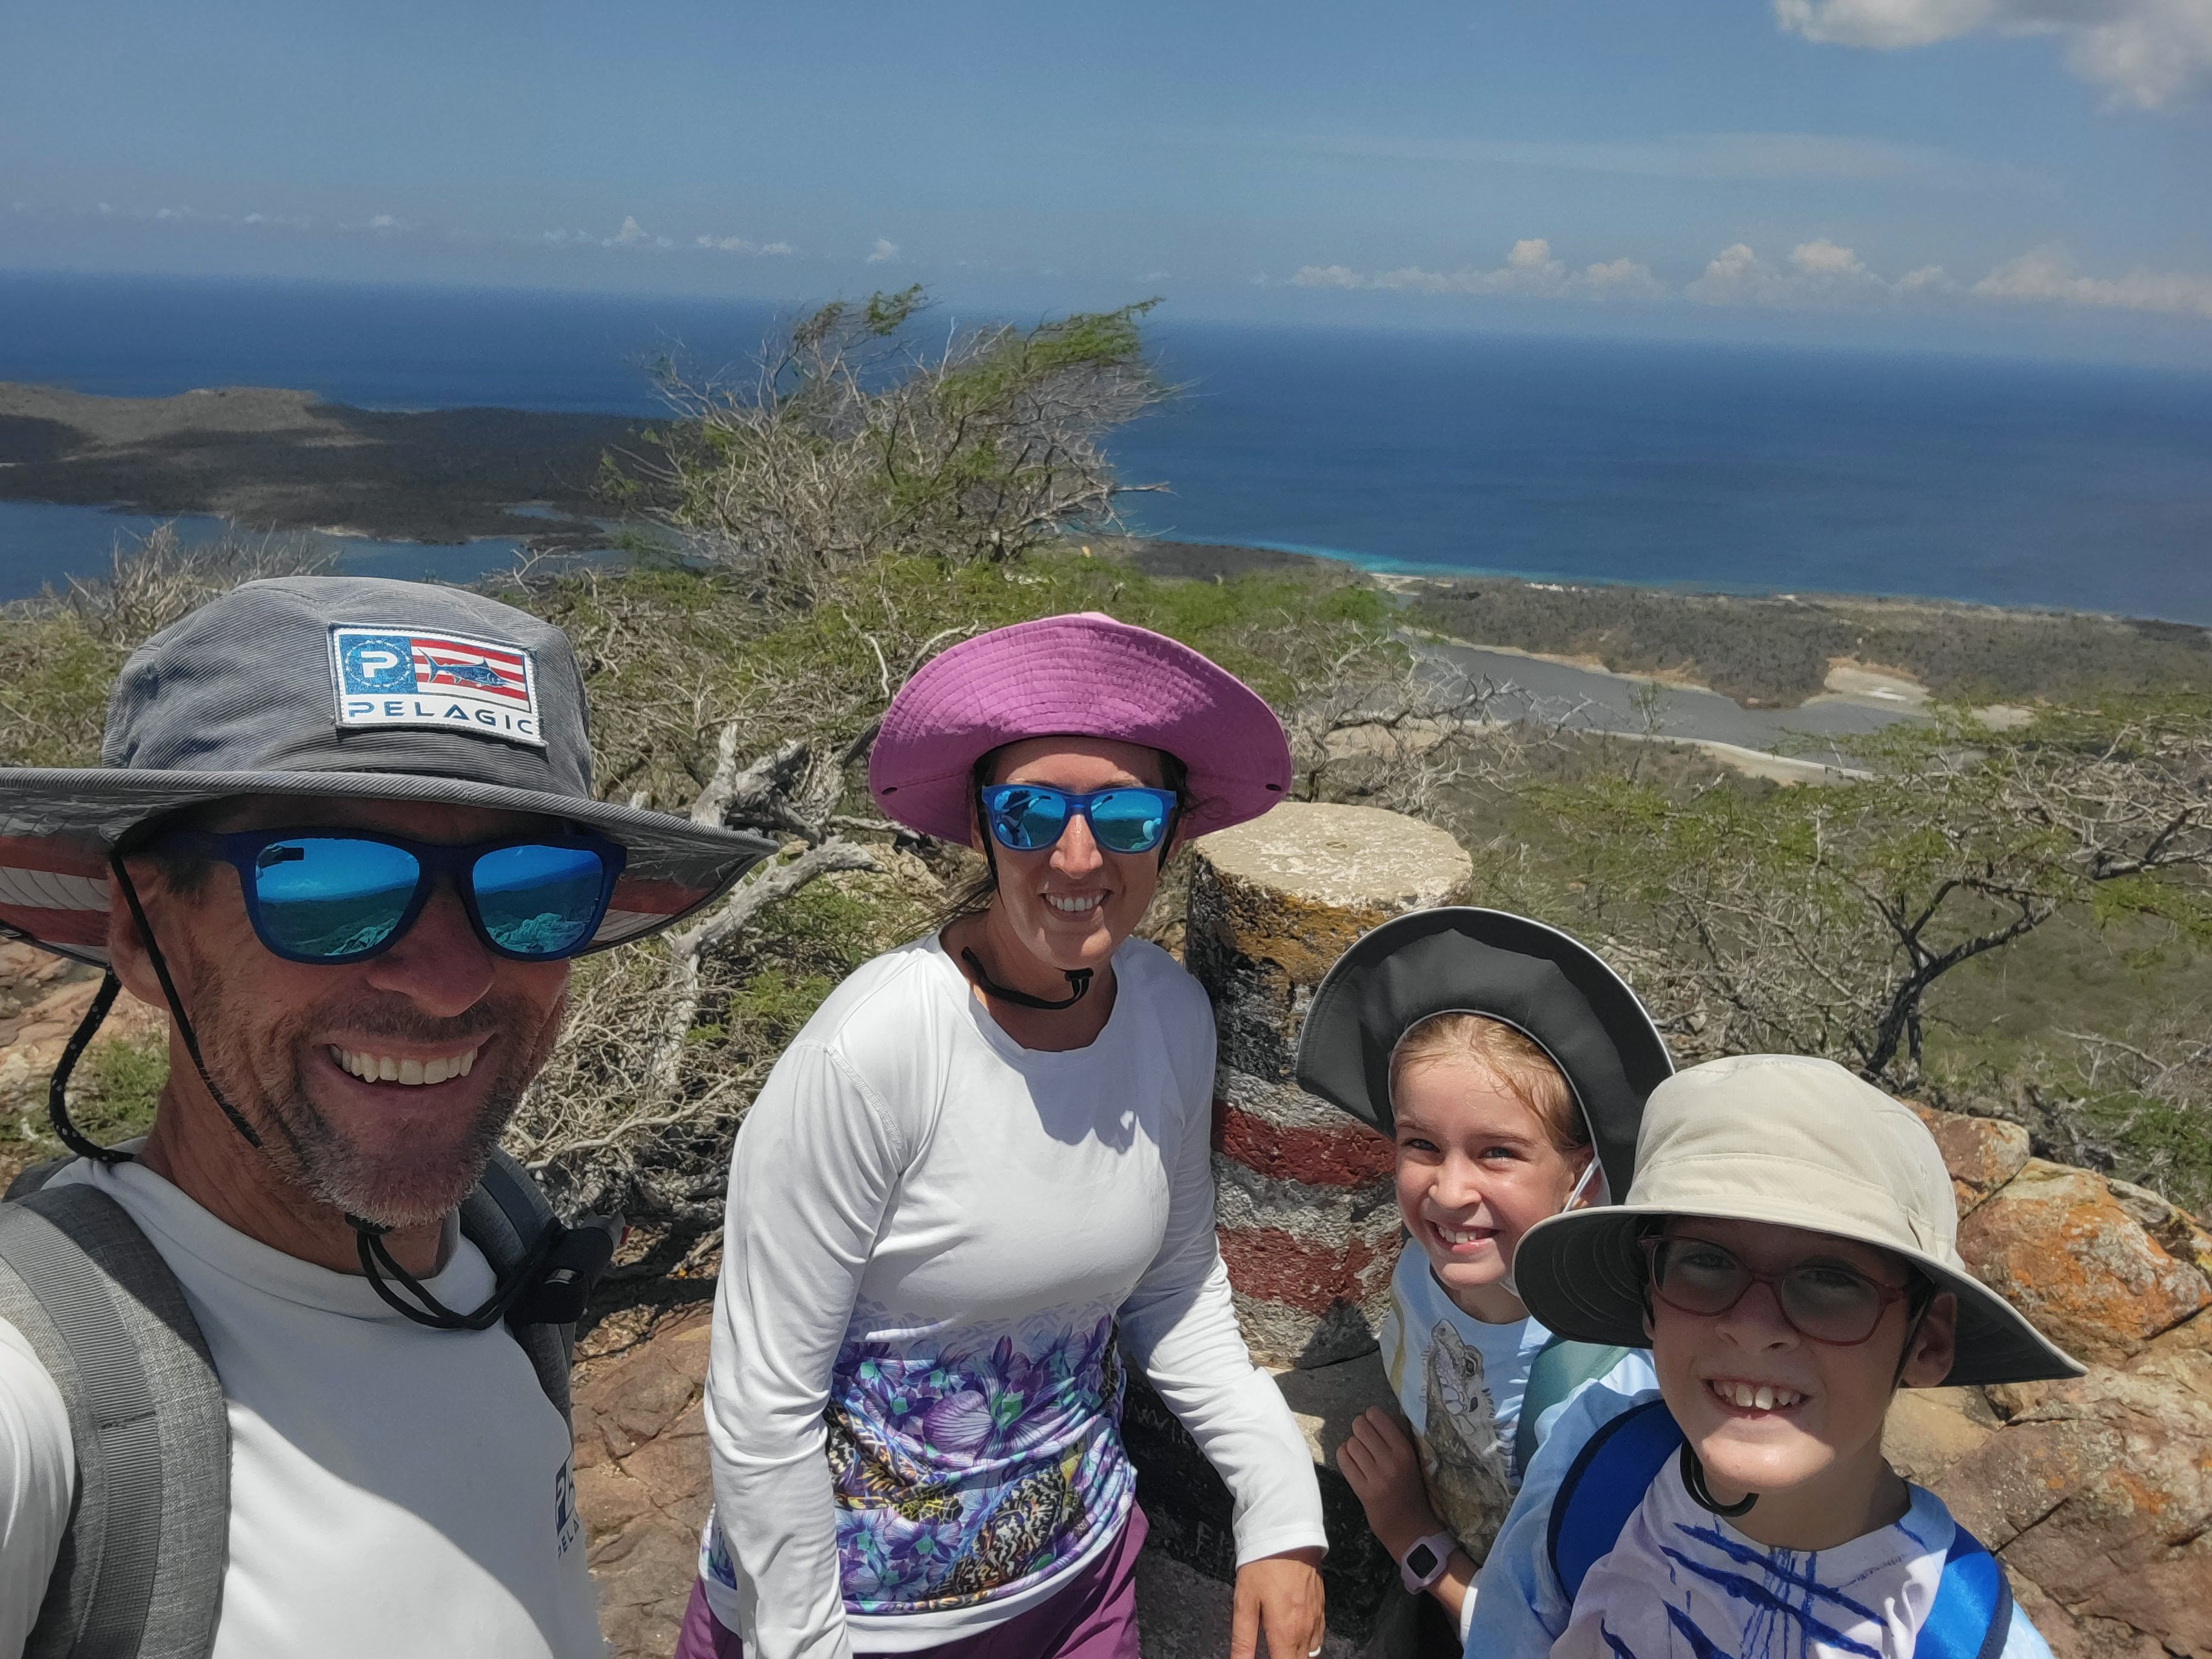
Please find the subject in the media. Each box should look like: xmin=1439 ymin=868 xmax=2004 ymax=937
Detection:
xmin=1512 ymin=1054 xmax=2083 ymax=1386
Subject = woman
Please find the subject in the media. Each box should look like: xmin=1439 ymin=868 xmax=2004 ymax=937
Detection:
xmin=679 ymin=614 xmax=1329 ymax=1659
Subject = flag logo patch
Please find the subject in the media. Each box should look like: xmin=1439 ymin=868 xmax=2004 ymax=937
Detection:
xmin=329 ymin=625 xmax=545 ymax=748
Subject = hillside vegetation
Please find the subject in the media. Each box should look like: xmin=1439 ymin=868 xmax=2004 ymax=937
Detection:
xmin=1407 ymin=577 xmax=2212 ymax=708
xmin=3 ymin=290 xmax=2208 ymax=1269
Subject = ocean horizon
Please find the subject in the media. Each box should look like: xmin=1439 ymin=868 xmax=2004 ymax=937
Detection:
xmin=2 ymin=270 xmax=2210 ymax=622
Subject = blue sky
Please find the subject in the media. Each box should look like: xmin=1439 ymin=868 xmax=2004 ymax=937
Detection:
xmin=4 ymin=0 xmax=2209 ymax=361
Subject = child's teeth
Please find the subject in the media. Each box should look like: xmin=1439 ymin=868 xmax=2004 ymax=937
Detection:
xmin=1754 ymin=1386 xmax=1775 ymax=1410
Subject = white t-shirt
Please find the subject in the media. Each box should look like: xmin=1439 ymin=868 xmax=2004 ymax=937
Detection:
xmin=1466 ymin=1382 xmax=2055 ymax=1659
xmin=699 ymin=934 xmax=1325 ymax=1658
xmin=0 ymin=1157 xmax=605 ymax=1659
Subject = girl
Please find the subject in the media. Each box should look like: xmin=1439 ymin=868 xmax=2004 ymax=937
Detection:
xmin=1293 ymin=908 xmax=1671 ymax=1649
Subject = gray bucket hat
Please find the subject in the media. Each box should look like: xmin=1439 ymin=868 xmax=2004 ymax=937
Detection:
xmin=1293 ymin=907 xmax=1672 ymax=1201
xmin=0 ymin=576 xmax=777 ymax=964
xmin=1512 ymin=1054 xmax=2083 ymax=1387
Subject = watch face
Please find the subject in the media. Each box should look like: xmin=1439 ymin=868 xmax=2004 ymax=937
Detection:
xmin=1406 ymin=1542 xmax=1438 ymax=1578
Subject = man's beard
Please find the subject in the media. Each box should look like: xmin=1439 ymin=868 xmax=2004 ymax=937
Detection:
xmin=183 ymin=943 xmax=565 ymax=1229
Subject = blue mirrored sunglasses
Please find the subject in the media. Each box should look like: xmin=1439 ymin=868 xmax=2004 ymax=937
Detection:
xmin=156 ymin=828 xmax=626 ymax=964
xmin=978 ymin=784 xmax=1179 ymax=856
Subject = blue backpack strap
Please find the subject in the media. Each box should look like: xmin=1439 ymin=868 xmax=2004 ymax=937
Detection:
xmin=1914 ymin=1521 xmax=2013 ymax=1659
xmin=1546 ymin=1397 xmax=1682 ymax=1600
xmin=1513 ymin=1336 xmax=1634 ymax=1481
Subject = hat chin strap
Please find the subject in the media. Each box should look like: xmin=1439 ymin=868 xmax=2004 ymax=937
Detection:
xmin=960 ymin=947 xmax=1092 ymax=1010
xmin=1681 ymin=1444 xmax=1758 ymax=1518
xmin=99 ymin=855 xmax=533 ymax=1333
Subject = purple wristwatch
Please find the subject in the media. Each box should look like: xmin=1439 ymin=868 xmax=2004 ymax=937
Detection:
xmin=1398 ymin=1530 xmax=1457 ymax=1594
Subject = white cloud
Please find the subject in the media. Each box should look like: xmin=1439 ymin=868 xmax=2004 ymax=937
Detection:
xmin=761 ymin=241 xmax=795 ymax=256
xmin=1296 ymin=240 xmax=1663 ymax=302
xmin=1687 ymin=239 xmax=1911 ymax=306
xmin=609 ymin=215 xmax=646 ymax=247
xmin=1774 ymin=0 xmax=2212 ymax=109
xmin=1972 ymin=246 xmax=2212 ymax=317
xmin=866 ymin=237 xmax=900 ymax=264
xmin=697 ymin=234 xmax=751 ymax=252
xmin=367 ymin=213 xmax=398 ymax=230
xmin=1898 ymin=264 xmax=1954 ymax=290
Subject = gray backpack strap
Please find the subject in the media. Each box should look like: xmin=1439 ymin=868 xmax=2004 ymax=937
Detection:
xmin=0 ymin=1185 xmax=228 ymax=1659
xmin=458 ymin=1148 xmax=577 ymax=1426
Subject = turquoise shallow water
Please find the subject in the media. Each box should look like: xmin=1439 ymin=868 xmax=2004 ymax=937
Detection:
xmin=4 ymin=271 xmax=2209 ymax=620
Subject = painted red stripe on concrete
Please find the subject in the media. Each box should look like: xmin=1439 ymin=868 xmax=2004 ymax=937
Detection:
xmin=1216 ymin=1225 xmax=1395 ymax=1315
xmin=1212 ymin=1099 xmax=1395 ymax=1187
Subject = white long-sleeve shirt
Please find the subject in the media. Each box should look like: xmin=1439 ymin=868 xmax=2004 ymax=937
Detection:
xmin=699 ymin=934 xmax=1326 ymax=1657
xmin=0 ymin=1156 xmax=604 ymax=1658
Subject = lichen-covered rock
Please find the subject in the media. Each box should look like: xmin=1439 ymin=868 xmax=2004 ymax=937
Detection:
xmin=1937 ymin=1357 xmax=2212 ymax=1658
xmin=2108 ymin=1177 xmax=2212 ymax=1286
xmin=1908 ymin=1104 xmax=2031 ymax=1215
xmin=1956 ymin=1160 xmax=2211 ymax=1366
xmin=573 ymin=1311 xmax=714 ymax=1659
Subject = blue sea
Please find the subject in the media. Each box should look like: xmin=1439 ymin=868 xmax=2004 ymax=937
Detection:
xmin=3 ymin=270 xmax=2210 ymax=621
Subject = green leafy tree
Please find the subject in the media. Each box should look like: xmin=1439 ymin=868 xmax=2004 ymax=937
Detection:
xmin=617 ymin=287 xmax=1168 ymax=597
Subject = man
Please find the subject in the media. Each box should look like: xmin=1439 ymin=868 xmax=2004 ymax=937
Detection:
xmin=0 ymin=577 xmax=774 ymax=1657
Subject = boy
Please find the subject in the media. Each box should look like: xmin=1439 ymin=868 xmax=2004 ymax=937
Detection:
xmin=1464 ymin=1054 xmax=2082 ymax=1658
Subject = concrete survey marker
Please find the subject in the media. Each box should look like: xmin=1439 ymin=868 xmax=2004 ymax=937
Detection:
xmin=1187 ymin=803 xmax=1472 ymax=1370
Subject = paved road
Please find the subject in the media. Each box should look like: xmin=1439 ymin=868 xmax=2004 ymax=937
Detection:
xmin=1415 ymin=639 xmax=1923 ymax=775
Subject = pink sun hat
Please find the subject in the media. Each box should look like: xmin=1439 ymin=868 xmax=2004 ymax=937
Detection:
xmin=868 ymin=613 xmax=1292 ymax=844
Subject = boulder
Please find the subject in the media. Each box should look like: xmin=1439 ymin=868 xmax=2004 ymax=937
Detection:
xmin=1123 ymin=1350 xmax=1412 ymax=1657
xmin=1187 ymin=803 xmax=1470 ymax=1369
xmin=1956 ymin=1159 xmax=2211 ymax=1366
xmin=572 ymin=1310 xmax=716 ymax=1659
xmin=1943 ymin=1355 xmax=2212 ymax=1658
xmin=1909 ymin=1104 xmax=2031 ymax=1215
xmin=1882 ymin=1386 xmax=2000 ymax=1487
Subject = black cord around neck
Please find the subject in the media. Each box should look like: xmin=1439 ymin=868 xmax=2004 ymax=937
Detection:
xmin=959 ymin=946 xmax=1093 ymax=1011
xmin=1681 ymin=1443 xmax=1758 ymax=1518
xmin=107 ymin=855 xmax=265 ymax=1153
xmin=47 ymin=970 xmax=130 ymax=1164
xmin=347 ymin=1212 xmax=555 ymax=1331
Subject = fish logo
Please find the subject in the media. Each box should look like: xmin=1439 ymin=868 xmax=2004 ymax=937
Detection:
xmin=411 ymin=637 xmax=531 ymax=702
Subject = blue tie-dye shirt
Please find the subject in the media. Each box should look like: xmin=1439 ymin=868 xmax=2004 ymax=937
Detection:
xmin=1463 ymin=1382 xmax=2054 ymax=1659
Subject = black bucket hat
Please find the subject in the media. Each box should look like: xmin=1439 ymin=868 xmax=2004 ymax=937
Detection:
xmin=0 ymin=576 xmax=777 ymax=965
xmin=1293 ymin=907 xmax=1672 ymax=1199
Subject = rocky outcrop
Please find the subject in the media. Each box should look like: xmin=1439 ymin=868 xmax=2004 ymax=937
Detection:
xmin=1911 ymin=1104 xmax=2212 ymax=1659
xmin=572 ymin=1310 xmax=717 ymax=1659
xmin=1959 ymin=1159 xmax=2211 ymax=1367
